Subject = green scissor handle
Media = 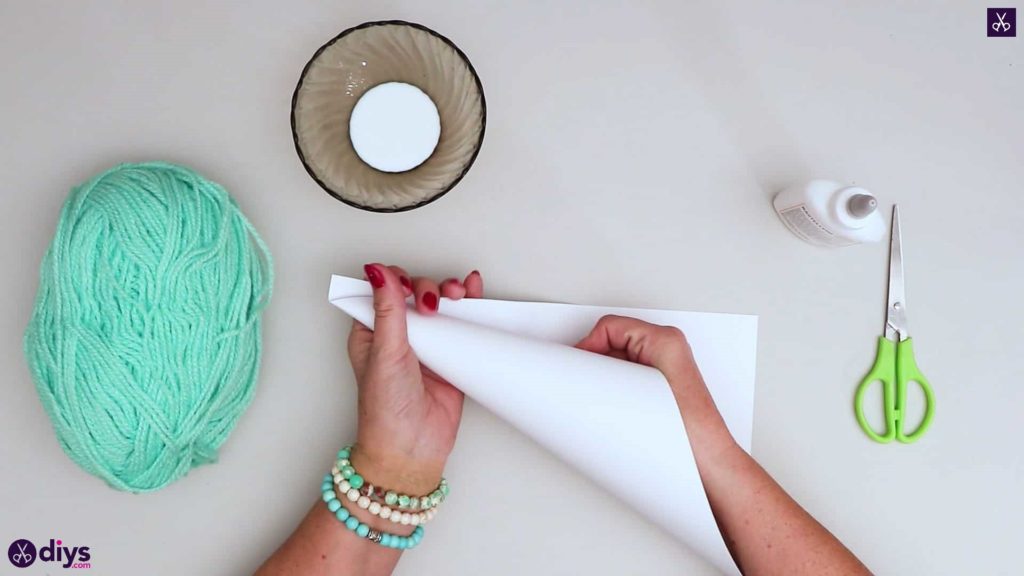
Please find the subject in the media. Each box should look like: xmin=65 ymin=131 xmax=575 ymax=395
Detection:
xmin=854 ymin=337 xmax=935 ymax=444
xmin=855 ymin=337 xmax=897 ymax=443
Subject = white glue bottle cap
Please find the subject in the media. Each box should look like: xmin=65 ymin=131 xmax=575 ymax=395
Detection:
xmin=847 ymin=194 xmax=877 ymax=218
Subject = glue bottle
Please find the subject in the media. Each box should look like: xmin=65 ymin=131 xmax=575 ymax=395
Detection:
xmin=772 ymin=180 xmax=885 ymax=247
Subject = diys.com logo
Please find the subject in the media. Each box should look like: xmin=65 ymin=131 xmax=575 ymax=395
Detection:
xmin=7 ymin=538 xmax=91 ymax=569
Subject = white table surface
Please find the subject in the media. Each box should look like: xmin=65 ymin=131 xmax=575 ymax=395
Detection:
xmin=1 ymin=1 xmax=1021 ymax=574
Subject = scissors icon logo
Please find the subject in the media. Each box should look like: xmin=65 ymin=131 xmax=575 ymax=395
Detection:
xmin=993 ymin=12 xmax=1011 ymax=31
xmin=7 ymin=539 xmax=37 ymax=567
xmin=988 ymin=7 xmax=1016 ymax=36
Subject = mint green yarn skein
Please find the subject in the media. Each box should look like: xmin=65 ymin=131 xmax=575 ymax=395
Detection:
xmin=24 ymin=162 xmax=273 ymax=492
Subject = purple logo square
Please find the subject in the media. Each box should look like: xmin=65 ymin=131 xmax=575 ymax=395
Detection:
xmin=988 ymin=8 xmax=1016 ymax=37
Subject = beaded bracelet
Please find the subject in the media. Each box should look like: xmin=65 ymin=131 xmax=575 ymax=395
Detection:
xmin=335 ymin=476 xmax=440 ymax=527
xmin=321 ymin=474 xmax=424 ymax=550
xmin=331 ymin=446 xmax=450 ymax=512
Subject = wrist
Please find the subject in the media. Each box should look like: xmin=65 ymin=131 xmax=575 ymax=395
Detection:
xmin=320 ymin=468 xmax=426 ymax=551
xmin=350 ymin=444 xmax=445 ymax=496
xmin=321 ymin=445 xmax=439 ymax=552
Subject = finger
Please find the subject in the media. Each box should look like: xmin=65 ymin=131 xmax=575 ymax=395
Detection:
xmin=347 ymin=320 xmax=372 ymax=354
xmin=463 ymin=270 xmax=483 ymax=299
xmin=574 ymin=315 xmax=649 ymax=357
xmin=575 ymin=315 xmax=690 ymax=372
xmin=387 ymin=265 xmax=413 ymax=297
xmin=574 ymin=336 xmax=607 ymax=354
xmin=575 ymin=315 xmax=650 ymax=354
xmin=574 ymin=332 xmax=629 ymax=362
xmin=347 ymin=320 xmax=373 ymax=380
xmin=350 ymin=319 xmax=371 ymax=336
xmin=574 ymin=315 xmax=620 ymax=355
xmin=440 ymin=278 xmax=468 ymax=300
xmin=364 ymin=263 xmax=409 ymax=354
xmin=603 ymin=348 xmax=629 ymax=361
xmin=412 ymin=276 xmax=440 ymax=315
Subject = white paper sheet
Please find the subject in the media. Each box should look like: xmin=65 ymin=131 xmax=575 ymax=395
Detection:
xmin=329 ymin=275 xmax=757 ymax=575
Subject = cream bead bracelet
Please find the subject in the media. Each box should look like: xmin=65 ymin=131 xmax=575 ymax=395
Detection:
xmin=330 ymin=446 xmax=448 ymax=527
xmin=334 ymin=479 xmax=440 ymax=528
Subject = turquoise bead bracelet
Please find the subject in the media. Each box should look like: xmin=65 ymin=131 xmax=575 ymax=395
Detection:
xmin=332 ymin=446 xmax=449 ymax=513
xmin=321 ymin=474 xmax=425 ymax=550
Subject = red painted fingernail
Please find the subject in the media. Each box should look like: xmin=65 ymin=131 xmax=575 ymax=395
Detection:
xmin=423 ymin=292 xmax=438 ymax=311
xmin=470 ymin=270 xmax=480 ymax=276
xmin=400 ymin=276 xmax=412 ymax=291
xmin=364 ymin=264 xmax=385 ymax=289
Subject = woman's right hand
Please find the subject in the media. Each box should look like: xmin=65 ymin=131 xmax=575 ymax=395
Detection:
xmin=575 ymin=315 xmax=702 ymax=390
xmin=575 ymin=315 xmax=738 ymax=460
xmin=576 ymin=316 xmax=872 ymax=576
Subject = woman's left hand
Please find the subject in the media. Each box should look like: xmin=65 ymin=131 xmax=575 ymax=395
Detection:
xmin=346 ymin=264 xmax=483 ymax=495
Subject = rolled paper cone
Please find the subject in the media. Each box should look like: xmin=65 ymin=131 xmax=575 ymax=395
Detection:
xmin=329 ymin=276 xmax=739 ymax=574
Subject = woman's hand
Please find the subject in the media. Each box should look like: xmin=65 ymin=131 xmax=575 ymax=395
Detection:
xmin=347 ymin=264 xmax=483 ymax=495
xmin=574 ymin=315 xmax=737 ymax=459
xmin=254 ymin=265 xmax=483 ymax=576
xmin=575 ymin=314 xmax=701 ymax=388
xmin=575 ymin=316 xmax=871 ymax=575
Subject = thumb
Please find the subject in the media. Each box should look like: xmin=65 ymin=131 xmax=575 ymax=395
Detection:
xmin=364 ymin=263 xmax=409 ymax=355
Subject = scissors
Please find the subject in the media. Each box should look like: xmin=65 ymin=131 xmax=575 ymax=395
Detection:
xmin=993 ymin=12 xmax=1011 ymax=32
xmin=854 ymin=205 xmax=935 ymax=443
xmin=11 ymin=542 xmax=33 ymax=565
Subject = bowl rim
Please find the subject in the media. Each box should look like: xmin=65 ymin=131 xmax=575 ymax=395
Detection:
xmin=290 ymin=20 xmax=488 ymax=213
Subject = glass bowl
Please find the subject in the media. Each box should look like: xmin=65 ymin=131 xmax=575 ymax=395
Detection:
xmin=291 ymin=21 xmax=486 ymax=212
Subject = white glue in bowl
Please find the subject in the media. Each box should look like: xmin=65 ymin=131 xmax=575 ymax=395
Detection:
xmin=291 ymin=21 xmax=486 ymax=212
xmin=349 ymin=82 xmax=441 ymax=173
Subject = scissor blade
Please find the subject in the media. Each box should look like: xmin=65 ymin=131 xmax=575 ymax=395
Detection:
xmin=886 ymin=205 xmax=908 ymax=340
